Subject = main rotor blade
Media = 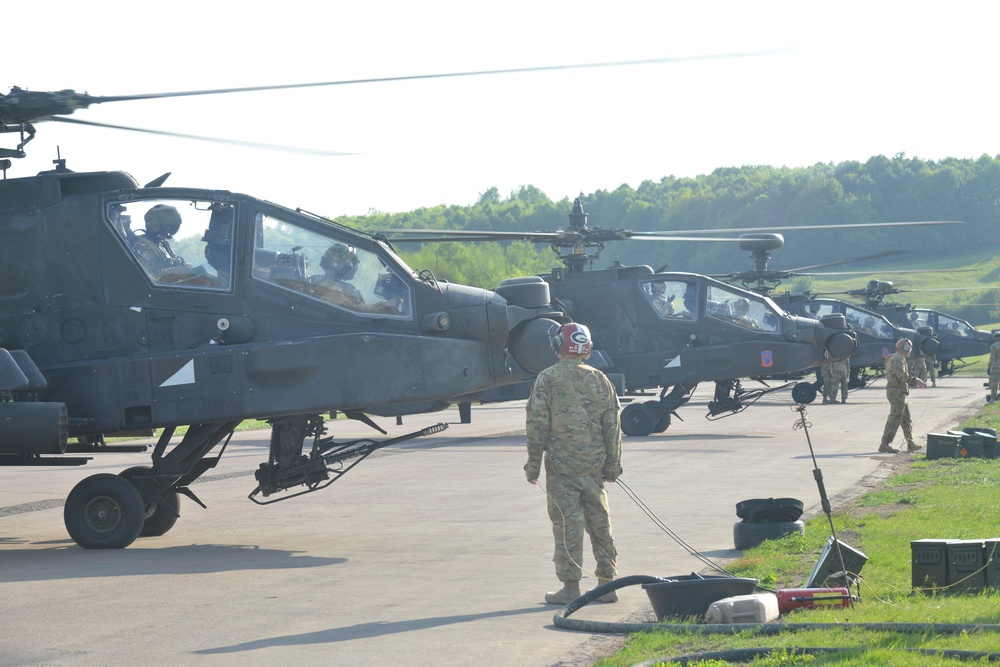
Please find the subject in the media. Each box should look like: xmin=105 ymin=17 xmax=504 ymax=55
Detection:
xmin=48 ymin=117 xmax=357 ymax=156
xmin=83 ymin=50 xmax=787 ymax=104
xmin=376 ymin=229 xmax=745 ymax=243
xmin=801 ymin=267 xmax=975 ymax=276
xmin=783 ymin=250 xmax=909 ymax=273
xmin=654 ymin=220 xmax=962 ymax=236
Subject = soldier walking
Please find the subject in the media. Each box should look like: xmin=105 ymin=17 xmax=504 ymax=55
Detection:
xmin=879 ymin=338 xmax=925 ymax=453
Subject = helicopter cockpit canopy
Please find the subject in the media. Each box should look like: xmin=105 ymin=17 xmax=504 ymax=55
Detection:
xmin=640 ymin=278 xmax=781 ymax=333
xmin=106 ymin=199 xmax=413 ymax=318
xmin=806 ymin=300 xmax=894 ymax=339
xmin=252 ymin=213 xmax=412 ymax=317
xmin=108 ymin=199 xmax=235 ymax=290
xmin=703 ymin=284 xmax=780 ymax=333
xmin=916 ymin=309 xmax=976 ymax=338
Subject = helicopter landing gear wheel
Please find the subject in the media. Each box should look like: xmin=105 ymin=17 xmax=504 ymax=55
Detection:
xmin=621 ymin=403 xmax=656 ymax=437
xmin=791 ymin=382 xmax=817 ymax=405
xmin=645 ymin=401 xmax=670 ymax=433
xmin=64 ymin=473 xmax=145 ymax=549
xmin=119 ymin=466 xmax=180 ymax=537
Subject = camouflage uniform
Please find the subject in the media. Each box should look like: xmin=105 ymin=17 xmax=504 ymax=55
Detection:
xmin=825 ymin=357 xmax=850 ymax=403
xmin=131 ymin=233 xmax=186 ymax=279
xmin=925 ymin=353 xmax=937 ymax=386
xmin=911 ymin=352 xmax=927 ymax=383
xmin=988 ymin=341 xmax=1000 ymax=401
xmin=880 ymin=350 xmax=918 ymax=451
xmin=311 ymin=274 xmax=366 ymax=307
xmin=525 ymin=356 xmax=622 ymax=584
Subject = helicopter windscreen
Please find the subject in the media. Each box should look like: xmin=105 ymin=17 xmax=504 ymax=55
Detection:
xmin=252 ymin=213 xmax=411 ymax=317
xmin=641 ymin=279 xmax=697 ymax=321
xmin=921 ymin=309 xmax=975 ymax=338
xmin=108 ymin=199 xmax=234 ymax=290
xmin=844 ymin=305 xmax=893 ymax=339
xmin=705 ymin=284 xmax=779 ymax=333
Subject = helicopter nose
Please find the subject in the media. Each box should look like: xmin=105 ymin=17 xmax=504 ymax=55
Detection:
xmin=817 ymin=313 xmax=858 ymax=360
xmin=508 ymin=317 xmax=561 ymax=374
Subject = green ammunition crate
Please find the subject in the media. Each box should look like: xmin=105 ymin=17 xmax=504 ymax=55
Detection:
xmin=911 ymin=539 xmax=951 ymax=591
xmin=947 ymin=539 xmax=986 ymax=592
xmin=986 ymin=539 xmax=1000 ymax=589
xmin=926 ymin=433 xmax=962 ymax=460
xmin=948 ymin=430 xmax=998 ymax=459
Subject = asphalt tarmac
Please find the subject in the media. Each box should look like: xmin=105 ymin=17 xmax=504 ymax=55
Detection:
xmin=0 ymin=376 xmax=987 ymax=666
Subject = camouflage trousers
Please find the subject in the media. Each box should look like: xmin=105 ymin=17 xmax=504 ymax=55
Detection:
xmin=880 ymin=386 xmax=914 ymax=446
xmin=545 ymin=471 xmax=617 ymax=582
xmin=926 ymin=357 xmax=937 ymax=382
xmin=911 ymin=357 xmax=927 ymax=382
xmin=823 ymin=365 xmax=849 ymax=402
xmin=990 ymin=371 xmax=1000 ymax=399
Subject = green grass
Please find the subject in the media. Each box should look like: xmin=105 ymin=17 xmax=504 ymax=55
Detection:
xmin=596 ymin=403 xmax=1000 ymax=666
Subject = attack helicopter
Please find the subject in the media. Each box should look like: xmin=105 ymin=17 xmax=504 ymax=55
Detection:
xmin=379 ymin=198 xmax=864 ymax=436
xmin=710 ymin=233 xmax=940 ymax=389
xmin=0 ymin=75 xmax=615 ymax=549
xmin=845 ymin=280 xmax=991 ymax=376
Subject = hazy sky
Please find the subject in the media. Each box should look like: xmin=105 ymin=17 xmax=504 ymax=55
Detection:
xmin=6 ymin=1 xmax=997 ymax=218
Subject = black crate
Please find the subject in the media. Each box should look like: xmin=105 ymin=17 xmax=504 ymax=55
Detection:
xmin=911 ymin=539 xmax=951 ymax=591
xmin=927 ymin=433 xmax=961 ymax=460
xmin=986 ymin=540 xmax=1000 ymax=589
xmin=947 ymin=540 xmax=986 ymax=592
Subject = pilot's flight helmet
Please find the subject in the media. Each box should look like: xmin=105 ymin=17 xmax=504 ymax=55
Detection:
xmin=144 ymin=204 xmax=182 ymax=238
xmin=551 ymin=323 xmax=593 ymax=358
xmin=321 ymin=243 xmax=360 ymax=279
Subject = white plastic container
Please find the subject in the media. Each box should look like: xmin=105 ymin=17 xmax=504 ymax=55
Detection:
xmin=704 ymin=593 xmax=780 ymax=624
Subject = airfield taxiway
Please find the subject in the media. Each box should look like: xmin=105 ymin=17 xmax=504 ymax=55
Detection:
xmin=0 ymin=376 xmax=988 ymax=666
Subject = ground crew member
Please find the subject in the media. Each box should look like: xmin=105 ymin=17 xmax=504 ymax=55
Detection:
xmin=525 ymin=323 xmax=622 ymax=605
xmin=911 ymin=349 xmax=927 ymax=386
xmin=925 ymin=352 xmax=938 ymax=387
xmin=988 ymin=331 xmax=1000 ymax=402
xmin=824 ymin=356 xmax=850 ymax=404
xmin=879 ymin=338 xmax=925 ymax=453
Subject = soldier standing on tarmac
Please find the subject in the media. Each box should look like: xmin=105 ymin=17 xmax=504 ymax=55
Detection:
xmin=525 ymin=323 xmax=622 ymax=605
xmin=987 ymin=331 xmax=1000 ymax=403
xmin=879 ymin=338 xmax=925 ymax=454
xmin=823 ymin=356 xmax=850 ymax=404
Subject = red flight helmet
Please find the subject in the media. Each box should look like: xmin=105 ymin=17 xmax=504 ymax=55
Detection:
xmin=553 ymin=323 xmax=593 ymax=357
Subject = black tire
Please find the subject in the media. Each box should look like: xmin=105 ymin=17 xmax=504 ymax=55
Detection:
xmin=621 ymin=403 xmax=656 ymax=437
xmin=64 ymin=474 xmax=145 ymax=549
xmin=119 ymin=466 xmax=181 ymax=537
xmin=733 ymin=520 xmax=805 ymax=550
xmin=645 ymin=401 xmax=670 ymax=433
xmin=791 ymin=382 xmax=817 ymax=405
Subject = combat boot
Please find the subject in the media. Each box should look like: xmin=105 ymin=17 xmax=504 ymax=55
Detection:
xmin=822 ymin=397 xmax=830 ymax=405
xmin=840 ymin=397 xmax=847 ymax=404
xmin=878 ymin=443 xmax=899 ymax=454
xmin=590 ymin=577 xmax=618 ymax=603
xmin=907 ymin=440 xmax=923 ymax=453
xmin=544 ymin=581 xmax=581 ymax=605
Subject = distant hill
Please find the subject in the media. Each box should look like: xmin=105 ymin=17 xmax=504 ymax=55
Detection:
xmin=336 ymin=153 xmax=1000 ymax=323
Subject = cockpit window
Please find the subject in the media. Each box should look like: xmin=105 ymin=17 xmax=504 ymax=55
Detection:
xmin=934 ymin=312 xmax=975 ymax=337
xmin=252 ymin=213 xmax=411 ymax=317
xmin=844 ymin=306 xmax=893 ymax=339
xmin=641 ymin=279 xmax=698 ymax=321
xmin=107 ymin=200 xmax=233 ymax=290
xmin=705 ymin=284 xmax=780 ymax=333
